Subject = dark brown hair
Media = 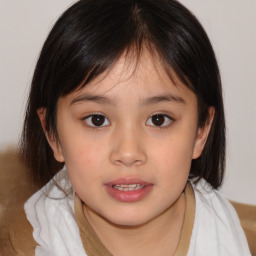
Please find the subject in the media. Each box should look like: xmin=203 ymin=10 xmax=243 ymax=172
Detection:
xmin=20 ymin=0 xmax=225 ymax=189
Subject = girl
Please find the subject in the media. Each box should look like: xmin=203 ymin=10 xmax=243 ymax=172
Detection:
xmin=14 ymin=0 xmax=251 ymax=255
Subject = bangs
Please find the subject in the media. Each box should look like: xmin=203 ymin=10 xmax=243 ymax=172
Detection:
xmin=41 ymin=0 xmax=202 ymax=101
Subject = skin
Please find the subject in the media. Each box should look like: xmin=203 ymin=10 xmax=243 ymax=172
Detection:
xmin=38 ymin=50 xmax=214 ymax=255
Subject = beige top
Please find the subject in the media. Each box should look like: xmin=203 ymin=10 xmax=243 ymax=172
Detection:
xmin=74 ymin=182 xmax=195 ymax=256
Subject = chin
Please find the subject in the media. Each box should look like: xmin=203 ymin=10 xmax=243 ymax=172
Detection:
xmin=103 ymin=209 xmax=156 ymax=227
xmin=109 ymin=217 xmax=150 ymax=227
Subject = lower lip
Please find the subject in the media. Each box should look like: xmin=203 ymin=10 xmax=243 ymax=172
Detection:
xmin=105 ymin=185 xmax=153 ymax=202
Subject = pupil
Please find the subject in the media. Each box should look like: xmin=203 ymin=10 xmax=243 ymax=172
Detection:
xmin=152 ymin=114 xmax=165 ymax=126
xmin=92 ymin=115 xmax=105 ymax=126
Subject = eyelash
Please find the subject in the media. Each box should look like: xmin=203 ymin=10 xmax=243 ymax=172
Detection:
xmin=146 ymin=114 xmax=173 ymax=129
xmin=82 ymin=113 xmax=174 ymax=129
xmin=83 ymin=113 xmax=110 ymax=129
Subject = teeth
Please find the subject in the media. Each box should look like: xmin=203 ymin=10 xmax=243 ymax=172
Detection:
xmin=112 ymin=184 xmax=146 ymax=191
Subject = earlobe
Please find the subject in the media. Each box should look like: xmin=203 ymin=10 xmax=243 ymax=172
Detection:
xmin=37 ymin=108 xmax=65 ymax=163
xmin=192 ymin=107 xmax=215 ymax=159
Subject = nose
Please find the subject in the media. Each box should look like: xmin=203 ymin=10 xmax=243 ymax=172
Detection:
xmin=109 ymin=126 xmax=147 ymax=167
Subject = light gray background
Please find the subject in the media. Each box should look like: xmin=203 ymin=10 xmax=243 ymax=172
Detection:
xmin=0 ymin=0 xmax=255 ymax=204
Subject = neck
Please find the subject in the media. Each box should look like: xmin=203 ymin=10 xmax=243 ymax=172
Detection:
xmin=83 ymin=193 xmax=186 ymax=256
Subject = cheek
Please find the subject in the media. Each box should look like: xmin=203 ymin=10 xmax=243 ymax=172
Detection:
xmin=59 ymin=125 xmax=106 ymax=162
xmin=62 ymin=140 xmax=106 ymax=195
xmin=63 ymin=141 xmax=105 ymax=171
xmin=150 ymin=133 xmax=196 ymax=177
xmin=58 ymin=134 xmax=108 ymax=187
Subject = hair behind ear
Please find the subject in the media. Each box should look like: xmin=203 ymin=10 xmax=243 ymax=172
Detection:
xmin=190 ymin=103 xmax=225 ymax=189
xmin=192 ymin=107 xmax=215 ymax=160
xmin=37 ymin=108 xmax=65 ymax=163
xmin=20 ymin=106 xmax=64 ymax=187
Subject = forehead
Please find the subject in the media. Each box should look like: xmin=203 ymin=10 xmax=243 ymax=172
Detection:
xmin=64 ymin=49 xmax=197 ymax=105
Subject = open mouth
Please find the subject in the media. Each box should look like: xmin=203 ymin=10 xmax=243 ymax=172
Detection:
xmin=112 ymin=184 xmax=146 ymax=191
xmin=105 ymin=178 xmax=153 ymax=202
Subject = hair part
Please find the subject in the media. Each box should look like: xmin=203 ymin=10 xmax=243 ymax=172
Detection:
xmin=20 ymin=0 xmax=225 ymax=189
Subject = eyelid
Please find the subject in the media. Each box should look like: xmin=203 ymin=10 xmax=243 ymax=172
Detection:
xmin=146 ymin=113 xmax=174 ymax=128
xmin=83 ymin=113 xmax=110 ymax=128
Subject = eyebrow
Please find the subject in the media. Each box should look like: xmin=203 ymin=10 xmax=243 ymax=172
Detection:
xmin=140 ymin=94 xmax=186 ymax=105
xmin=71 ymin=94 xmax=116 ymax=106
xmin=71 ymin=93 xmax=186 ymax=106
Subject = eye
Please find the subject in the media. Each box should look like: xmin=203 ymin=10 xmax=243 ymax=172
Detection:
xmin=146 ymin=114 xmax=173 ymax=127
xmin=84 ymin=114 xmax=110 ymax=127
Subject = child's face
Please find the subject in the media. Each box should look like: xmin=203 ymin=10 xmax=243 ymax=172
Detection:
xmin=44 ymin=50 xmax=212 ymax=227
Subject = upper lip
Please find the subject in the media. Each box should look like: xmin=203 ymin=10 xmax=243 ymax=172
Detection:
xmin=105 ymin=178 xmax=152 ymax=186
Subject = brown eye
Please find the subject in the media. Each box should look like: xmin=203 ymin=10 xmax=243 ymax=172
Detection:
xmin=146 ymin=114 xmax=172 ymax=127
xmin=85 ymin=114 xmax=110 ymax=127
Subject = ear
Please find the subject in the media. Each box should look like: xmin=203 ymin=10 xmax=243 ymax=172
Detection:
xmin=192 ymin=107 xmax=215 ymax=159
xmin=37 ymin=108 xmax=65 ymax=163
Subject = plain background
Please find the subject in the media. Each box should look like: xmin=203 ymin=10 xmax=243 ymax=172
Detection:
xmin=0 ymin=0 xmax=255 ymax=204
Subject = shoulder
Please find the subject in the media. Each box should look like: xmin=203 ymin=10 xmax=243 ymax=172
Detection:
xmin=24 ymin=169 xmax=75 ymax=243
xmin=188 ymin=179 xmax=251 ymax=256
xmin=191 ymin=179 xmax=240 ymax=222
xmin=25 ymin=168 xmax=75 ymax=218
xmin=24 ymin=169 xmax=86 ymax=256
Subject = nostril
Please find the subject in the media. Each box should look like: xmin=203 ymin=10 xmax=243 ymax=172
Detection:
xmin=111 ymin=152 xmax=147 ymax=167
xmin=113 ymin=159 xmax=142 ymax=167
